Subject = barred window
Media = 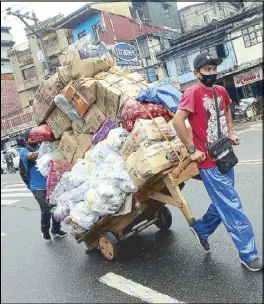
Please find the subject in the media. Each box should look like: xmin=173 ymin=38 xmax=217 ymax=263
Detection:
xmin=242 ymin=23 xmax=263 ymax=48
xmin=175 ymin=56 xmax=191 ymax=75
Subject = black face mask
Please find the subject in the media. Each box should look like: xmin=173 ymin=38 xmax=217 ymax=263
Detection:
xmin=29 ymin=142 xmax=39 ymax=149
xmin=199 ymin=72 xmax=217 ymax=87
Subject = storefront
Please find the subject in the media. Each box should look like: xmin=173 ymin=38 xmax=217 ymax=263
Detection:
xmin=233 ymin=66 xmax=263 ymax=100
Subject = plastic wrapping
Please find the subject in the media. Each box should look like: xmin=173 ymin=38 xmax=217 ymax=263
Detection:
xmin=36 ymin=154 xmax=52 ymax=177
xmin=38 ymin=141 xmax=57 ymax=159
xmin=120 ymin=102 xmax=173 ymax=132
xmin=136 ymin=83 xmax=182 ymax=113
xmin=195 ymin=167 xmax=258 ymax=262
xmin=29 ymin=124 xmax=55 ymax=142
xmin=92 ymin=117 xmax=117 ymax=145
xmin=104 ymin=127 xmax=129 ymax=151
xmin=54 ymin=94 xmax=85 ymax=124
xmin=46 ymin=159 xmax=73 ymax=200
xmin=70 ymin=201 xmax=100 ymax=230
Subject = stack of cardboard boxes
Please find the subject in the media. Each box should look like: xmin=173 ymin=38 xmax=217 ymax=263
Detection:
xmin=32 ymin=49 xmax=189 ymax=189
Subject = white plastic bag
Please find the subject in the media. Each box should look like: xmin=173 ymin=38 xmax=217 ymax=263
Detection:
xmin=70 ymin=201 xmax=100 ymax=230
xmin=36 ymin=154 xmax=52 ymax=177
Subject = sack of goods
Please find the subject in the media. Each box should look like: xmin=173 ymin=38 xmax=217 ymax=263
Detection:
xmin=31 ymin=48 xmax=191 ymax=237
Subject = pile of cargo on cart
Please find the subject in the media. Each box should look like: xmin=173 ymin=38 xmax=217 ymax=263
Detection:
xmin=30 ymin=45 xmax=199 ymax=260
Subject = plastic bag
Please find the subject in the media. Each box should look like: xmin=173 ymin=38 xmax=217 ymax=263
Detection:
xmin=136 ymin=83 xmax=182 ymax=113
xmin=54 ymin=94 xmax=85 ymax=124
xmin=29 ymin=124 xmax=55 ymax=142
xmin=36 ymin=154 xmax=52 ymax=177
xmin=46 ymin=159 xmax=73 ymax=200
xmin=92 ymin=117 xmax=117 ymax=145
xmin=86 ymin=183 xmax=126 ymax=216
xmin=120 ymin=102 xmax=173 ymax=132
xmin=105 ymin=127 xmax=128 ymax=151
xmin=70 ymin=201 xmax=100 ymax=230
xmin=38 ymin=141 xmax=57 ymax=159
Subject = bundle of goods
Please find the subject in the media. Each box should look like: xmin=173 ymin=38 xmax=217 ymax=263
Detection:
xmin=31 ymin=48 xmax=191 ymax=237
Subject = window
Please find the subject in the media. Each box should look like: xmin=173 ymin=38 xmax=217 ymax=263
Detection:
xmin=22 ymin=66 xmax=37 ymax=80
xmin=162 ymin=3 xmax=171 ymax=19
xmin=242 ymin=24 xmax=263 ymax=48
xmin=203 ymin=14 xmax=209 ymax=24
xmin=175 ymin=56 xmax=191 ymax=75
xmin=216 ymin=44 xmax=229 ymax=59
xmin=218 ymin=3 xmax=223 ymax=11
xmin=138 ymin=39 xmax=150 ymax=58
xmin=78 ymin=30 xmax=87 ymax=39
xmin=29 ymin=100 xmax=34 ymax=106
xmin=92 ymin=22 xmax=102 ymax=41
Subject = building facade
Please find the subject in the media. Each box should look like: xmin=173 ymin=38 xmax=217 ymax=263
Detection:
xmin=179 ymin=2 xmax=237 ymax=33
xmin=8 ymin=14 xmax=73 ymax=109
xmin=1 ymin=26 xmax=15 ymax=74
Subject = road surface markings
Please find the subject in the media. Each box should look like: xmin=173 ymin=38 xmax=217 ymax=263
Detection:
xmin=99 ymin=272 xmax=182 ymax=303
xmin=1 ymin=200 xmax=20 ymax=205
xmin=1 ymin=233 xmax=6 ymax=237
xmin=2 ymin=183 xmax=26 ymax=188
xmin=238 ymin=159 xmax=262 ymax=165
xmin=1 ymin=193 xmax=32 ymax=198
xmin=1 ymin=188 xmax=28 ymax=193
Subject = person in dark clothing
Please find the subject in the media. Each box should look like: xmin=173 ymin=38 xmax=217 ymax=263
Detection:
xmin=20 ymin=129 xmax=67 ymax=241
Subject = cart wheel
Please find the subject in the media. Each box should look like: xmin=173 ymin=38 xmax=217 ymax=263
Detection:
xmin=155 ymin=206 xmax=172 ymax=231
xmin=98 ymin=231 xmax=120 ymax=261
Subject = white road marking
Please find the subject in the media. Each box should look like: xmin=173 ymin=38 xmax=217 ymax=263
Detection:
xmin=1 ymin=200 xmax=20 ymax=205
xmin=1 ymin=233 xmax=6 ymax=237
xmin=238 ymin=160 xmax=262 ymax=165
xmin=99 ymin=272 xmax=182 ymax=303
xmin=1 ymin=193 xmax=33 ymax=198
xmin=2 ymin=183 xmax=26 ymax=188
xmin=1 ymin=188 xmax=28 ymax=193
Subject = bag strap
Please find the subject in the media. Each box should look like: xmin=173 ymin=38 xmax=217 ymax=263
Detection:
xmin=213 ymin=89 xmax=222 ymax=139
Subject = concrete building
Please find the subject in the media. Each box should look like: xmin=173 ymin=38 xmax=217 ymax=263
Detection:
xmin=8 ymin=14 xmax=73 ymax=109
xmin=130 ymin=32 xmax=179 ymax=83
xmin=179 ymin=2 xmax=237 ymax=33
xmin=1 ymin=27 xmax=35 ymax=141
xmin=1 ymin=26 xmax=15 ymax=74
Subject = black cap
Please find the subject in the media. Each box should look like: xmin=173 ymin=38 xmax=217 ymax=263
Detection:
xmin=24 ymin=129 xmax=32 ymax=141
xmin=193 ymin=52 xmax=223 ymax=70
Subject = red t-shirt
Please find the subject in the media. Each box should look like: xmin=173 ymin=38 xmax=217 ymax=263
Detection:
xmin=178 ymin=84 xmax=232 ymax=169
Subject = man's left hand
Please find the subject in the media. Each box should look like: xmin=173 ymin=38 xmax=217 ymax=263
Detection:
xmin=229 ymin=134 xmax=240 ymax=145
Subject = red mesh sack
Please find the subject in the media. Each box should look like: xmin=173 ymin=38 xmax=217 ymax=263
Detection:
xmin=29 ymin=124 xmax=55 ymax=142
xmin=119 ymin=102 xmax=173 ymax=132
xmin=46 ymin=159 xmax=73 ymax=200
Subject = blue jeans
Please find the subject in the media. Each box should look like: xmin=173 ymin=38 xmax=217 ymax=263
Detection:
xmin=194 ymin=167 xmax=258 ymax=262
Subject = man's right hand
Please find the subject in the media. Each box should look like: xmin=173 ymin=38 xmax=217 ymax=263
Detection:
xmin=190 ymin=149 xmax=206 ymax=163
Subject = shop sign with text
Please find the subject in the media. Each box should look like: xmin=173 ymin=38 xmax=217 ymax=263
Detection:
xmin=233 ymin=67 xmax=263 ymax=87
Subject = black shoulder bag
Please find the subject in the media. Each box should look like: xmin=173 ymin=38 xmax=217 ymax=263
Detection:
xmin=194 ymin=90 xmax=238 ymax=174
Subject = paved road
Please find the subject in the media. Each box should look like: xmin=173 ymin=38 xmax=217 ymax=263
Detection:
xmin=1 ymin=121 xmax=263 ymax=303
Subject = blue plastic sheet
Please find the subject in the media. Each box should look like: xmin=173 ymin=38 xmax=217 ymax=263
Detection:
xmin=136 ymin=83 xmax=182 ymax=113
xmin=194 ymin=167 xmax=258 ymax=262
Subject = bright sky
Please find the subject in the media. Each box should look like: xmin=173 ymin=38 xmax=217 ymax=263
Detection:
xmin=1 ymin=2 xmax=200 ymax=46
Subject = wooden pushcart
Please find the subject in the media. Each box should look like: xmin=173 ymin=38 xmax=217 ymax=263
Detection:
xmin=74 ymin=158 xmax=200 ymax=261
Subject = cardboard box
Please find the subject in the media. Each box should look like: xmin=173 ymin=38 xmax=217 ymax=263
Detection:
xmin=46 ymin=107 xmax=72 ymax=139
xmin=72 ymin=122 xmax=93 ymax=154
xmin=83 ymin=104 xmax=105 ymax=133
xmin=58 ymin=130 xmax=79 ymax=163
xmin=73 ymin=78 xmax=97 ymax=110
xmin=96 ymin=80 xmax=121 ymax=121
xmin=33 ymin=72 xmax=65 ymax=124
xmin=125 ymin=153 xmax=146 ymax=189
xmin=59 ymin=49 xmax=114 ymax=79
xmin=63 ymin=81 xmax=95 ymax=117
xmin=126 ymin=140 xmax=188 ymax=187
xmin=121 ymin=117 xmax=176 ymax=160
xmin=72 ymin=147 xmax=85 ymax=165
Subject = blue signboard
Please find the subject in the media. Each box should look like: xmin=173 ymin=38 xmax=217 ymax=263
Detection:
xmin=114 ymin=43 xmax=139 ymax=66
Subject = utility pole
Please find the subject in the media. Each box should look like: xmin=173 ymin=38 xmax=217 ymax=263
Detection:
xmin=6 ymin=8 xmax=51 ymax=75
